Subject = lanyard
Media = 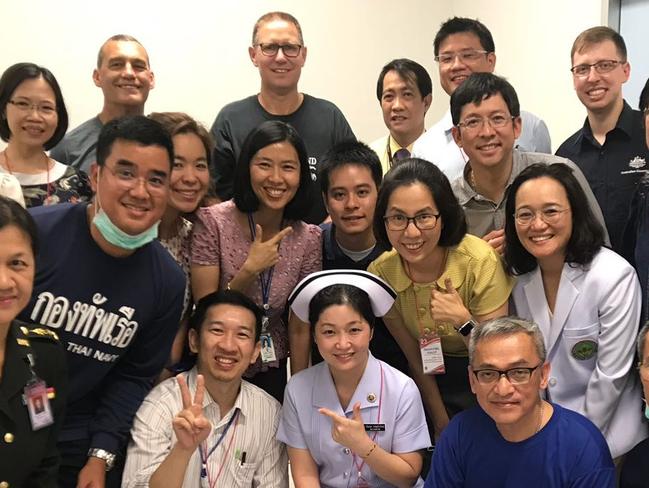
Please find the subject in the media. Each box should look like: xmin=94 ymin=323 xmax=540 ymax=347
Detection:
xmin=199 ymin=408 xmax=240 ymax=488
xmin=247 ymin=213 xmax=276 ymax=317
xmin=351 ymin=363 xmax=384 ymax=486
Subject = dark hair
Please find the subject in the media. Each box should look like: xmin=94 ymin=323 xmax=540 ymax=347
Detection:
xmin=308 ymin=284 xmax=375 ymax=331
xmin=97 ymin=34 xmax=148 ymax=68
xmin=376 ymin=58 xmax=432 ymax=101
xmin=450 ymin=72 xmax=520 ymax=126
xmin=571 ymin=26 xmax=627 ymax=63
xmin=95 ymin=115 xmax=174 ymax=168
xmin=0 ymin=195 xmax=39 ymax=255
xmin=148 ymin=111 xmax=214 ymax=172
xmin=434 ymin=17 xmax=495 ymax=57
xmin=189 ymin=290 xmax=263 ymax=342
xmin=252 ymin=11 xmax=304 ymax=45
xmin=639 ymin=77 xmax=649 ymax=112
xmin=503 ymin=163 xmax=605 ymax=275
xmin=373 ymin=158 xmax=466 ymax=248
xmin=233 ymin=120 xmax=311 ymax=220
xmin=0 ymin=63 xmax=68 ymax=150
xmin=319 ymin=140 xmax=382 ymax=195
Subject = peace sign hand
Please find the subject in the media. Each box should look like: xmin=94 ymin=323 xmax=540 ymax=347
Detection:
xmin=319 ymin=402 xmax=370 ymax=453
xmin=430 ymin=278 xmax=472 ymax=327
xmin=172 ymin=374 xmax=212 ymax=452
xmin=243 ymin=224 xmax=293 ymax=276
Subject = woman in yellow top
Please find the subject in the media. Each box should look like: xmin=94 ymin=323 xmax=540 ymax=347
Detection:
xmin=367 ymin=158 xmax=512 ymax=437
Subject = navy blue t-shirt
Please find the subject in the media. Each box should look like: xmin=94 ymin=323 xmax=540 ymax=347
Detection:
xmin=425 ymin=403 xmax=615 ymax=488
xmin=20 ymin=203 xmax=185 ymax=454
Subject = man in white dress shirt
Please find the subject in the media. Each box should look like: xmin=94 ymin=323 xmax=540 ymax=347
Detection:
xmin=122 ymin=290 xmax=288 ymax=488
xmin=413 ymin=17 xmax=551 ymax=181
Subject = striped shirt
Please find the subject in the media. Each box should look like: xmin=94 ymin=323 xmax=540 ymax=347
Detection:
xmin=122 ymin=367 xmax=288 ymax=487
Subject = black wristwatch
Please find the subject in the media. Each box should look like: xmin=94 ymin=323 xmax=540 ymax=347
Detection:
xmin=88 ymin=448 xmax=117 ymax=471
xmin=456 ymin=318 xmax=477 ymax=337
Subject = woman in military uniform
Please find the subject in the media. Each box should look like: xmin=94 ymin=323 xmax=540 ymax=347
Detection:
xmin=0 ymin=195 xmax=67 ymax=487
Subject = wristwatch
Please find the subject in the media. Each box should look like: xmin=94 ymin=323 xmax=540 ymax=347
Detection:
xmin=456 ymin=318 xmax=477 ymax=337
xmin=88 ymin=448 xmax=117 ymax=471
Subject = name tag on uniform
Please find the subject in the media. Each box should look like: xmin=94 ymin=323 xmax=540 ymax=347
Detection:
xmin=260 ymin=333 xmax=277 ymax=363
xmin=364 ymin=423 xmax=386 ymax=432
xmin=25 ymin=380 xmax=54 ymax=430
xmin=420 ymin=334 xmax=445 ymax=375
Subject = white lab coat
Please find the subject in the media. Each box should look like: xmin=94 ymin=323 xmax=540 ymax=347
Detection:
xmin=512 ymin=247 xmax=648 ymax=458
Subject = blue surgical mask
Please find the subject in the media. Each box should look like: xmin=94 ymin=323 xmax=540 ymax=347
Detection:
xmin=91 ymin=173 xmax=159 ymax=250
xmin=645 ymin=401 xmax=649 ymax=420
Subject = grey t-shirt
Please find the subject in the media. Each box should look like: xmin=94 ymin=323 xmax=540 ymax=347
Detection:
xmin=210 ymin=94 xmax=355 ymax=224
xmin=50 ymin=116 xmax=103 ymax=173
xmin=452 ymin=150 xmax=610 ymax=245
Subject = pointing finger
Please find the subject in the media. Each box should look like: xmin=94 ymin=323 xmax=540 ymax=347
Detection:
xmin=254 ymin=224 xmax=263 ymax=242
xmin=352 ymin=402 xmax=363 ymax=422
xmin=444 ymin=278 xmax=456 ymax=294
xmin=318 ymin=407 xmax=340 ymax=421
xmin=272 ymin=226 xmax=293 ymax=244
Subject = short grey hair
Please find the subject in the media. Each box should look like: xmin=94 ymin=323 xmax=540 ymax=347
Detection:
xmin=469 ymin=317 xmax=547 ymax=364
xmin=638 ymin=324 xmax=649 ymax=361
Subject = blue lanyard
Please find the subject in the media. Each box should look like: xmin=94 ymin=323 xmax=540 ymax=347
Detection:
xmin=199 ymin=408 xmax=240 ymax=478
xmin=247 ymin=213 xmax=276 ymax=312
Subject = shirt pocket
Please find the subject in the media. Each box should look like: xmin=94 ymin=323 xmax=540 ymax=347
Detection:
xmin=233 ymin=463 xmax=256 ymax=486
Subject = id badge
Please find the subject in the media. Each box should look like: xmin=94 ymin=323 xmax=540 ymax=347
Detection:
xmin=420 ymin=334 xmax=445 ymax=375
xmin=25 ymin=380 xmax=54 ymax=430
xmin=260 ymin=333 xmax=277 ymax=363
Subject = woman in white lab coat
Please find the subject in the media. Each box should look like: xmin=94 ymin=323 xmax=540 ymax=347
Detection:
xmin=503 ymin=162 xmax=648 ymax=459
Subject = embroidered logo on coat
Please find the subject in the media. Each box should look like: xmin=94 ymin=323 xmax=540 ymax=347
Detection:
xmin=571 ymin=340 xmax=598 ymax=360
xmin=629 ymin=156 xmax=647 ymax=169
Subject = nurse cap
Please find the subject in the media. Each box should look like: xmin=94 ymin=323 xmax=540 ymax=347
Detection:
xmin=288 ymin=270 xmax=397 ymax=322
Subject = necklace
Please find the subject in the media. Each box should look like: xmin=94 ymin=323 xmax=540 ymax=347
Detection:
xmin=535 ymin=401 xmax=544 ymax=435
xmin=2 ymin=149 xmax=53 ymax=202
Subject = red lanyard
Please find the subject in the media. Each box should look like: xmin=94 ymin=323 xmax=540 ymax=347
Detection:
xmin=351 ymin=363 xmax=384 ymax=486
xmin=199 ymin=409 xmax=240 ymax=488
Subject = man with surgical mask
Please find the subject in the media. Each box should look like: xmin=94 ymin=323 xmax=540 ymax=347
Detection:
xmin=20 ymin=115 xmax=185 ymax=488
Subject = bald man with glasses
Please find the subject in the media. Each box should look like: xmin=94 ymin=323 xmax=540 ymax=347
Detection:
xmin=209 ymin=11 xmax=355 ymax=225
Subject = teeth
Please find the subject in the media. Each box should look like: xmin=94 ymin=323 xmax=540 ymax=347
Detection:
xmin=216 ymin=357 xmax=236 ymax=364
xmin=404 ymin=242 xmax=423 ymax=250
xmin=480 ymin=144 xmax=498 ymax=150
xmin=266 ymin=188 xmax=285 ymax=196
xmin=531 ymin=235 xmax=552 ymax=242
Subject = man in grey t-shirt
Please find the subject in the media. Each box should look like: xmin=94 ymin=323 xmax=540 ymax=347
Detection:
xmin=448 ymin=73 xmax=608 ymax=253
xmin=50 ymin=34 xmax=155 ymax=172
xmin=210 ymin=11 xmax=354 ymax=224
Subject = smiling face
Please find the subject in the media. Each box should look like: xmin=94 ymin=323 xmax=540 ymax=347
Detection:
xmin=385 ymin=182 xmax=444 ymax=267
xmin=5 ymin=76 xmax=58 ymax=150
xmin=249 ymin=18 xmax=306 ymax=94
xmin=572 ymin=40 xmax=629 ymax=114
xmin=437 ymin=32 xmax=496 ymax=96
xmin=325 ymin=164 xmax=378 ymax=240
xmin=380 ymin=70 xmax=431 ymax=145
xmin=0 ymin=225 xmax=34 ymax=329
xmin=451 ymin=93 xmax=521 ymax=169
xmin=514 ymin=176 xmax=572 ymax=269
xmin=93 ymin=40 xmax=154 ymax=109
xmin=189 ymin=303 xmax=260 ymax=385
xmin=167 ymin=132 xmax=210 ymax=214
xmin=91 ymin=139 xmax=170 ymax=236
xmin=469 ymin=332 xmax=550 ymax=438
xmin=314 ymin=303 xmax=372 ymax=376
xmin=250 ymin=141 xmax=300 ymax=212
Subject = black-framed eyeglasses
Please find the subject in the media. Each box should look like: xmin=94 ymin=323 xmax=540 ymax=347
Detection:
xmin=570 ymin=60 xmax=624 ymax=77
xmin=472 ymin=363 xmax=542 ymax=385
xmin=383 ymin=213 xmax=440 ymax=231
xmin=434 ymin=50 xmax=489 ymax=64
xmin=456 ymin=114 xmax=516 ymax=132
xmin=255 ymin=43 xmax=302 ymax=58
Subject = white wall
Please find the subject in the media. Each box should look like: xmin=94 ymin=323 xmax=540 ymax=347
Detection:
xmin=620 ymin=0 xmax=649 ymax=110
xmin=0 ymin=0 xmax=608 ymax=152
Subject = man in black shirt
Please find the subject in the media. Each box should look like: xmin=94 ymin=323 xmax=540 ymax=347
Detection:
xmin=556 ymin=26 xmax=649 ymax=252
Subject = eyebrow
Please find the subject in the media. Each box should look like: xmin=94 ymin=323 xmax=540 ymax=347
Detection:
xmin=475 ymin=359 xmax=533 ymax=368
xmin=387 ymin=205 xmax=436 ymax=213
xmin=114 ymin=159 xmax=168 ymax=178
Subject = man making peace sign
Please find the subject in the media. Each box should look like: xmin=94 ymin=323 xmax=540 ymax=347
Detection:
xmin=121 ymin=290 xmax=288 ymax=487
